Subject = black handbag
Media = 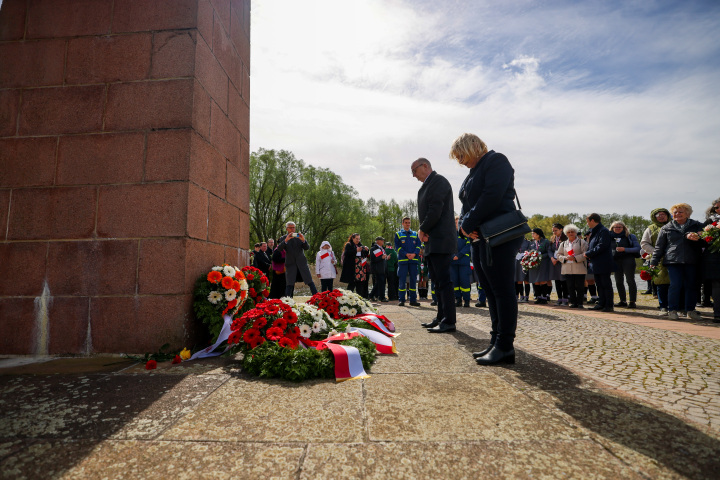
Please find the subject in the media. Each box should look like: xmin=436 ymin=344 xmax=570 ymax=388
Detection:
xmin=478 ymin=191 xmax=531 ymax=265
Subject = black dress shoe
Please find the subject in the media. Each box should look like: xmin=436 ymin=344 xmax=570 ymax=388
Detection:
xmin=472 ymin=346 xmax=493 ymax=358
xmin=430 ymin=301 xmax=438 ymax=306
xmin=628 ymin=302 xmax=636 ymax=308
xmin=568 ymin=303 xmax=577 ymax=308
xmin=409 ymin=301 xmax=421 ymax=307
xmin=455 ymin=298 xmax=463 ymax=307
xmin=464 ymin=302 xmax=470 ymax=308
xmin=615 ymin=301 xmax=628 ymax=307
xmin=591 ymin=304 xmax=604 ymax=310
xmin=601 ymin=307 xmax=614 ymax=312
xmin=398 ymin=301 xmax=405 ymax=306
xmin=475 ymin=346 xmax=515 ymax=365
xmin=476 ymin=302 xmax=486 ymax=308
xmin=420 ymin=319 xmax=440 ymax=328
xmin=427 ymin=323 xmax=456 ymax=333
xmin=380 ymin=298 xmax=389 ymax=303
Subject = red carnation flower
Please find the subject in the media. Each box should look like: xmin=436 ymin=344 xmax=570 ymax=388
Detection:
xmin=272 ymin=318 xmax=288 ymax=330
xmin=247 ymin=274 xmax=254 ymax=281
xmin=263 ymin=289 xmax=270 ymax=296
xmin=171 ymin=355 xmax=182 ymax=364
xmin=278 ymin=337 xmax=295 ymax=349
xmin=145 ymin=360 xmax=157 ymax=370
xmin=249 ymin=288 xmax=256 ymax=297
xmin=243 ymin=328 xmax=262 ymax=344
xmin=266 ymin=326 xmax=284 ymax=341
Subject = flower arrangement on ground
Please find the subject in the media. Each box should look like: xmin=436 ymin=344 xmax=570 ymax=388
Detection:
xmin=701 ymin=222 xmax=720 ymax=253
xmin=520 ymin=250 xmax=542 ymax=273
xmin=237 ymin=266 xmax=270 ymax=314
xmin=280 ymin=298 xmax=337 ymax=338
xmin=306 ymin=288 xmax=376 ymax=319
xmin=227 ymin=299 xmax=376 ymax=381
xmin=193 ymin=264 xmax=249 ymax=340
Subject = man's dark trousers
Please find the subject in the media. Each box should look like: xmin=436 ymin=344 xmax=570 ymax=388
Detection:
xmin=426 ymin=253 xmax=455 ymax=325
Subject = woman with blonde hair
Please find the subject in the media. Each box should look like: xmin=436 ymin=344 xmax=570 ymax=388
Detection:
xmin=452 ymin=133 xmax=523 ymax=365
xmin=650 ymin=203 xmax=704 ymax=320
xmin=609 ymin=220 xmax=641 ymax=308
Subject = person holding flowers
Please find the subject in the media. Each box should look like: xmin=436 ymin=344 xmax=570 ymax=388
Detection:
xmin=549 ymin=224 xmax=568 ymax=306
xmin=641 ymin=208 xmax=671 ymax=311
xmin=702 ymin=197 xmax=720 ymax=322
xmin=340 ymin=233 xmax=369 ymax=297
xmin=555 ymin=224 xmax=589 ymax=308
xmin=528 ymin=228 xmax=552 ymax=304
xmin=650 ymin=203 xmax=704 ymax=321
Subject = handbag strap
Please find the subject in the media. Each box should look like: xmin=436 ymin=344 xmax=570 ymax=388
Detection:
xmin=513 ymin=189 xmax=522 ymax=210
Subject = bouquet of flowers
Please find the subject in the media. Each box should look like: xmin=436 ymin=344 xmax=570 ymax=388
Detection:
xmin=238 ymin=266 xmax=270 ymax=314
xmin=306 ymin=288 xmax=376 ymax=319
xmin=520 ymin=250 xmax=541 ymax=273
xmin=193 ymin=264 xmax=249 ymax=339
xmin=639 ymin=264 xmax=660 ymax=281
xmin=701 ymin=222 xmax=720 ymax=253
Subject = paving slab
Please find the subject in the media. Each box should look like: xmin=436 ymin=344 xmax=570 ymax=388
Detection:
xmin=371 ymin=344 xmax=474 ymax=373
xmin=160 ymin=377 xmax=366 ymax=443
xmin=301 ymin=440 xmax=644 ymax=480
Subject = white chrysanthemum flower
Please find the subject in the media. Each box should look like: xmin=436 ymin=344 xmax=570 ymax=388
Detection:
xmin=329 ymin=329 xmax=339 ymax=336
xmin=312 ymin=322 xmax=322 ymax=333
xmin=223 ymin=265 xmax=236 ymax=277
xmin=281 ymin=297 xmax=295 ymax=306
xmin=319 ymin=319 xmax=327 ymax=330
xmin=212 ymin=266 xmax=223 ymax=271
xmin=299 ymin=324 xmax=312 ymax=338
xmin=225 ymin=289 xmax=237 ymax=301
xmin=339 ymin=306 xmax=351 ymax=316
xmin=207 ymin=291 xmax=223 ymax=304
xmin=239 ymin=280 xmax=249 ymax=291
xmin=337 ymin=296 xmax=347 ymax=304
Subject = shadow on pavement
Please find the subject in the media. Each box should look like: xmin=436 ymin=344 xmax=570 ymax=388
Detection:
xmin=450 ymin=329 xmax=720 ymax=479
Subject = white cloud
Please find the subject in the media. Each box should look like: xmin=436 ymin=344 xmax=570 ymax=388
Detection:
xmin=250 ymin=0 xmax=720 ymax=219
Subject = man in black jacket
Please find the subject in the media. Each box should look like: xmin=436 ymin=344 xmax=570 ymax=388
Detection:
xmin=253 ymin=242 xmax=272 ymax=275
xmin=276 ymin=221 xmax=318 ymax=297
xmin=412 ymin=158 xmax=458 ymax=333
xmin=584 ymin=213 xmax=614 ymax=312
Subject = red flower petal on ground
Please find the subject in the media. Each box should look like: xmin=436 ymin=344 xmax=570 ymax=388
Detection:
xmin=221 ymin=276 xmax=234 ymax=289
xmin=207 ymin=271 xmax=223 ymax=283
xmin=171 ymin=355 xmax=182 ymax=364
xmin=145 ymin=360 xmax=157 ymax=370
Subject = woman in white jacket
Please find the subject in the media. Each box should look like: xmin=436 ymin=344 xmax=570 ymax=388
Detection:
xmin=555 ymin=224 xmax=589 ymax=309
xmin=315 ymin=241 xmax=337 ymax=292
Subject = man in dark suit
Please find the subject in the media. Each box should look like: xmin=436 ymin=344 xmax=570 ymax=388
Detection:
xmin=276 ymin=221 xmax=318 ymax=297
xmin=253 ymin=242 xmax=272 ymax=275
xmin=584 ymin=213 xmax=614 ymax=312
xmin=412 ymin=158 xmax=458 ymax=333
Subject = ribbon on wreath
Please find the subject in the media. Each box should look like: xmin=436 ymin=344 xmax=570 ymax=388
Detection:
xmin=189 ymin=314 xmax=232 ymax=360
xmin=300 ymin=332 xmax=370 ymax=382
xmin=352 ymin=313 xmax=397 ymax=335
xmin=346 ymin=327 xmax=396 ymax=354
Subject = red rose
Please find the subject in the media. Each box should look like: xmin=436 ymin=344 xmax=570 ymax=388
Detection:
xmin=171 ymin=355 xmax=182 ymax=364
xmin=247 ymin=274 xmax=254 ymax=281
xmin=706 ymin=237 xmax=713 ymax=243
xmin=145 ymin=360 xmax=157 ymax=370
xmin=639 ymin=270 xmax=652 ymax=281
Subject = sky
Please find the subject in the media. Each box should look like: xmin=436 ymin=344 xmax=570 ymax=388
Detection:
xmin=249 ymin=0 xmax=720 ymax=219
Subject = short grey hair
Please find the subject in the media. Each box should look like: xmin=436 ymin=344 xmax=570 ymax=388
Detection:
xmin=285 ymin=221 xmax=296 ymax=227
xmin=563 ymin=224 xmax=580 ymax=235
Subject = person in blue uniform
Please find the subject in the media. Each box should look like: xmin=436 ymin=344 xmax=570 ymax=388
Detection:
xmin=451 ymin=216 xmax=472 ymax=307
xmin=395 ymin=217 xmax=421 ymax=306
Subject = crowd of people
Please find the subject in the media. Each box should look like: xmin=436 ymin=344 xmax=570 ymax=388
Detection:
xmin=251 ymin=133 xmax=719 ymax=364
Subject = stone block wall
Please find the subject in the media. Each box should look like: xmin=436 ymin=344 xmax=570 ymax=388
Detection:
xmin=0 ymin=0 xmax=250 ymax=354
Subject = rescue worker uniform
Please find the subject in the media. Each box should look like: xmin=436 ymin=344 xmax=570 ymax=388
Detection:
xmin=395 ymin=228 xmax=421 ymax=303
xmin=451 ymin=231 xmax=472 ymax=306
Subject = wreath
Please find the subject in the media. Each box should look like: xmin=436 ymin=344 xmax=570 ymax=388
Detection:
xmin=306 ymin=288 xmax=376 ymax=319
xmin=193 ymin=264 xmax=249 ymax=340
xmin=520 ymin=250 xmax=542 ymax=273
xmin=227 ymin=299 xmax=378 ymax=381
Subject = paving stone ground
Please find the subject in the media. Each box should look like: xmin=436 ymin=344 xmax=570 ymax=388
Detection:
xmin=1 ymin=299 xmax=719 ymax=479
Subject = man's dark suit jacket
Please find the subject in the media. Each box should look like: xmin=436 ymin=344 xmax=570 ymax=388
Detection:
xmin=253 ymin=250 xmax=271 ymax=274
xmin=585 ymin=223 xmax=614 ymax=275
xmin=418 ymin=170 xmax=457 ymax=255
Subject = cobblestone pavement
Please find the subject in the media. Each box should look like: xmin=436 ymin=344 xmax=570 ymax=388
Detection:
xmin=460 ymin=303 xmax=720 ymax=432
